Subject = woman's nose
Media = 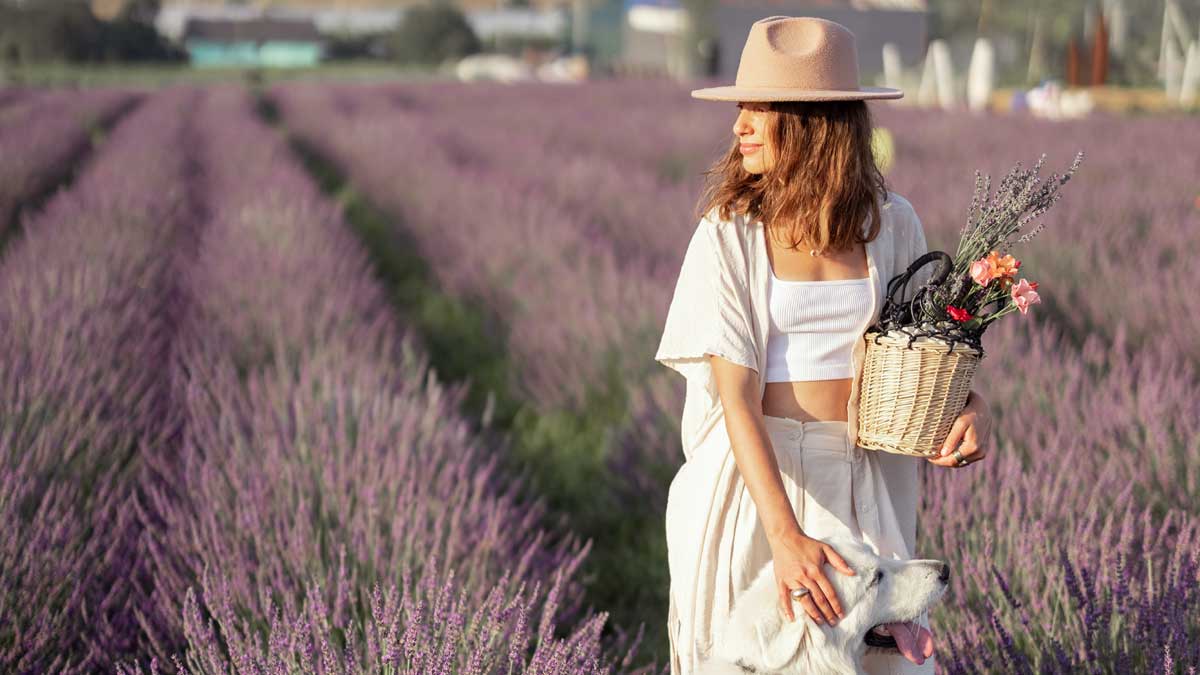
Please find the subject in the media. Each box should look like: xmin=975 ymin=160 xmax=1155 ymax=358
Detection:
xmin=733 ymin=113 xmax=753 ymax=137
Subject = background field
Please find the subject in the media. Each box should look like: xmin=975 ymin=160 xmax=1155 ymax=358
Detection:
xmin=2 ymin=78 xmax=1198 ymax=674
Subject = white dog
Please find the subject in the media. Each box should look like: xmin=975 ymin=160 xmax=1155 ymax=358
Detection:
xmin=696 ymin=532 xmax=949 ymax=675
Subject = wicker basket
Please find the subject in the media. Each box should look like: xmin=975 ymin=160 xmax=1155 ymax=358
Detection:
xmin=855 ymin=329 xmax=985 ymax=457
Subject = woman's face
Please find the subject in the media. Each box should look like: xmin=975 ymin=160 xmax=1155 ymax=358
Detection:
xmin=733 ymin=101 xmax=775 ymax=174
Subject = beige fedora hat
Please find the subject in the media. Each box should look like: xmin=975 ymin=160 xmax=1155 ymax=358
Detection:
xmin=691 ymin=16 xmax=903 ymax=102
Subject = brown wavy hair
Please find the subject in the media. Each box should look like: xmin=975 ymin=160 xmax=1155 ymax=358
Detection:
xmin=693 ymin=100 xmax=890 ymax=254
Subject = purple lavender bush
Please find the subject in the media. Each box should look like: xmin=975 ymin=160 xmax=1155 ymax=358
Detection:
xmin=923 ymin=315 xmax=1200 ymax=672
xmin=271 ymin=80 xmax=1200 ymax=672
xmin=877 ymin=106 xmax=1200 ymax=363
xmin=0 ymin=87 xmax=140 ymax=229
xmin=0 ymin=85 xmax=201 ymax=674
xmin=8 ymin=76 xmax=1194 ymax=673
xmin=124 ymin=85 xmax=647 ymax=674
xmin=268 ymin=81 xmax=677 ymax=417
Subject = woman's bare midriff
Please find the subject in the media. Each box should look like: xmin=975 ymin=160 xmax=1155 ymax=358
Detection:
xmin=761 ymin=379 xmax=852 ymax=422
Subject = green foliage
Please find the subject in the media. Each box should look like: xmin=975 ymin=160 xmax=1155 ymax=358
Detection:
xmin=322 ymin=32 xmax=390 ymax=61
xmin=0 ymin=0 xmax=183 ymax=64
xmin=388 ymin=4 xmax=482 ymax=66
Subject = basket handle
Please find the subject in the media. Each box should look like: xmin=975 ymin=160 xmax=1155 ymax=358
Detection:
xmin=879 ymin=250 xmax=954 ymax=326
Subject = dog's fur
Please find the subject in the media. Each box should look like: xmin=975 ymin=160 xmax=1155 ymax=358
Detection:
xmin=695 ymin=532 xmax=949 ymax=675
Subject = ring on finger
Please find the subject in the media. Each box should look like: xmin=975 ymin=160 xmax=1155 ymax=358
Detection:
xmin=953 ymin=449 xmax=970 ymax=466
xmin=789 ymin=586 xmax=810 ymax=600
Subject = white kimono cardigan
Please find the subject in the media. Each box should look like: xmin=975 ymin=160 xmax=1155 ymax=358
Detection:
xmin=654 ymin=191 xmax=933 ymax=674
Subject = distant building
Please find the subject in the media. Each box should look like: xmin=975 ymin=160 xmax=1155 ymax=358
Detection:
xmin=156 ymin=3 xmax=564 ymax=47
xmin=182 ymin=16 xmax=325 ymax=67
xmin=618 ymin=0 xmax=928 ymax=80
xmin=148 ymin=0 xmax=567 ymax=41
xmin=158 ymin=4 xmax=403 ymax=41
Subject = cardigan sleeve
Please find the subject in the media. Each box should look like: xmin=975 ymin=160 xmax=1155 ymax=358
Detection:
xmin=654 ymin=212 xmax=759 ymax=395
xmin=654 ymin=212 xmax=759 ymax=461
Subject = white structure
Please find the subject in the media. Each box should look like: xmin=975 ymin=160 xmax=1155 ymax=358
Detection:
xmin=456 ymin=53 xmax=533 ymax=82
xmin=626 ymin=4 xmax=687 ymax=34
xmin=916 ymin=38 xmax=956 ymax=110
xmin=965 ymin=36 xmax=994 ymax=113
xmin=1025 ymin=80 xmax=1095 ymax=120
xmin=1103 ymin=0 xmax=1128 ymax=57
xmin=1158 ymin=0 xmax=1193 ymax=80
xmin=881 ymin=41 xmax=903 ymax=92
xmin=1164 ymin=34 xmax=1184 ymax=101
xmin=469 ymin=8 xmax=566 ymax=39
xmin=1181 ymin=41 xmax=1199 ymax=107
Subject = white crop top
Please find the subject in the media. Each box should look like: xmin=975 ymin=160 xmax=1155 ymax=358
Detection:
xmin=764 ymin=265 xmax=873 ymax=382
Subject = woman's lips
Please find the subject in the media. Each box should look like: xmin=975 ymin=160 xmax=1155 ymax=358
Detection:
xmin=740 ymin=144 xmax=761 ymax=154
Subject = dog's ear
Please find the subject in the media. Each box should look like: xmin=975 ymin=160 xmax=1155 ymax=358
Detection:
xmin=755 ymin=611 xmax=826 ymax=670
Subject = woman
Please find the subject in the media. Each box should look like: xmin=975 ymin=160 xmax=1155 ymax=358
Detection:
xmin=655 ymin=16 xmax=992 ymax=675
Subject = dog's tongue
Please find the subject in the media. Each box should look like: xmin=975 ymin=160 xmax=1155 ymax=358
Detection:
xmin=880 ymin=621 xmax=930 ymax=664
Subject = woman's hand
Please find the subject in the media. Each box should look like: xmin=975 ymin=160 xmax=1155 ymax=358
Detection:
xmin=927 ymin=389 xmax=990 ymax=468
xmin=769 ymin=530 xmax=856 ymax=625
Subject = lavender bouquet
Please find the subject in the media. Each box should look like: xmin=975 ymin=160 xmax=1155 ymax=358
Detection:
xmin=871 ymin=151 xmax=1086 ymax=353
xmin=856 ymin=152 xmax=1085 ymax=457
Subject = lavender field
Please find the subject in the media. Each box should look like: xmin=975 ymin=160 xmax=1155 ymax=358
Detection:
xmin=2 ymin=78 xmax=1198 ymax=674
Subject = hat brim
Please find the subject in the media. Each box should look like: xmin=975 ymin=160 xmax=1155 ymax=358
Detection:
xmin=690 ymin=85 xmax=904 ymax=102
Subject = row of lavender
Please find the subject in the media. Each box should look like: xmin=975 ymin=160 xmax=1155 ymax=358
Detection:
xmin=127 ymin=84 xmax=643 ymax=674
xmin=1 ymin=85 xmax=198 ymax=673
xmin=876 ymin=106 xmax=1200 ymax=364
xmin=405 ymin=80 xmax=1200 ymax=366
xmin=267 ymin=79 xmax=1200 ymax=671
xmin=0 ymin=86 xmax=142 ymax=230
xmin=2 ymin=84 xmax=655 ymax=673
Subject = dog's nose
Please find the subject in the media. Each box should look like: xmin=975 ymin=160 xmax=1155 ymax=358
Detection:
xmin=938 ymin=562 xmax=950 ymax=583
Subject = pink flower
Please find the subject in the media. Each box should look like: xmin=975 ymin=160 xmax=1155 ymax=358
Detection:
xmin=971 ymin=251 xmax=1021 ymax=286
xmin=1011 ymin=278 xmax=1041 ymax=315
xmin=969 ymin=259 xmax=993 ymax=286
xmin=946 ymin=305 xmax=973 ymax=322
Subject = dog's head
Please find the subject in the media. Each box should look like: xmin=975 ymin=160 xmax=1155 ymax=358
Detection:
xmin=710 ymin=532 xmax=949 ymax=674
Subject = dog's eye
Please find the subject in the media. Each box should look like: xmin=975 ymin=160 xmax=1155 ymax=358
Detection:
xmin=870 ymin=570 xmax=884 ymax=586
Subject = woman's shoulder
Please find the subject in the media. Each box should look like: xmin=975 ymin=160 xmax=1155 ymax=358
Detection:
xmin=881 ymin=190 xmax=916 ymax=222
xmin=700 ymin=205 xmax=748 ymax=231
xmin=879 ymin=190 xmax=922 ymax=241
xmin=693 ymin=205 xmax=754 ymax=251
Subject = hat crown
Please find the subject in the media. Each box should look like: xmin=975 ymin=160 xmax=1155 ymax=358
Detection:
xmin=736 ymin=16 xmax=862 ymax=92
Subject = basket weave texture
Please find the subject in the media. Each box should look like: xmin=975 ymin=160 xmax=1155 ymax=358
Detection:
xmin=856 ymin=329 xmax=984 ymax=457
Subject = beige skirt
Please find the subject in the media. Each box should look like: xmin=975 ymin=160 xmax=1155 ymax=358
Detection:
xmin=665 ymin=414 xmax=937 ymax=674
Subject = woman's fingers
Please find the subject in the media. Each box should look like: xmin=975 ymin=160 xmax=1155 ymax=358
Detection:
xmin=823 ymin=544 xmax=856 ymax=576
xmin=929 ymin=425 xmax=986 ymax=467
xmin=938 ymin=413 xmax=968 ymax=458
xmin=962 ymin=424 xmax=985 ymax=459
xmin=778 ymin=581 xmax=796 ymax=622
xmin=809 ymin=571 xmax=843 ymax=622
xmin=796 ymin=593 xmax=823 ymax=624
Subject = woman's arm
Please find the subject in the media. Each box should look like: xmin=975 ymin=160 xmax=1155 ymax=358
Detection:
xmin=709 ymin=353 xmax=857 ymax=625
xmin=708 ymin=353 xmax=803 ymax=543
